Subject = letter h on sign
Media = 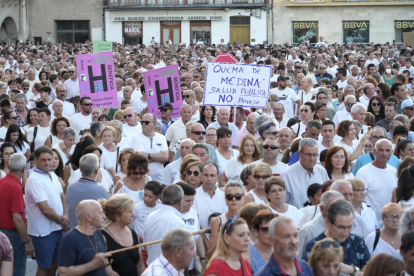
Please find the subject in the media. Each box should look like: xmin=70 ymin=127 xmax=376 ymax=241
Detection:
xmin=155 ymin=77 xmax=174 ymax=104
xmin=88 ymin=64 xmax=108 ymax=93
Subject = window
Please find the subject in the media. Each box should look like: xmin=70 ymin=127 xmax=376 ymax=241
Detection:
xmin=56 ymin=21 xmax=90 ymax=43
xmin=292 ymin=21 xmax=318 ymax=44
xmin=395 ymin=21 xmax=414 ymax=43
xmin=343 ymin=21 xmax=369 ymax=44
xmin=191 ymin=21 xmax=211 ymax=45
xmin=123 ymin=21 xmax=143 ymax=45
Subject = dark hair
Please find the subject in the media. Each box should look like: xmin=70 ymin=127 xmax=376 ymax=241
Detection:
xmin=51 ymin=148 xmax=64 ymax=178
xmin=98 ymin=114 xmax=111 ymax=122
xmin=39 ymin=86 xmax=51 ymax=95
xmin=1 ymin=110 xmax=16 ymax=126
xmin=391 ymin=83 xmax=403 ymax=96
xmin=394 ymin=139 xmax=414 ymax=159
xmin=5 ymin=124 xmax=27 ymax=150
xmin=34 ymin=146 xmax=53 ymax=159
xmin=401 ymin=230 xmax=414 ymax=253
xmin=67 ymin=135 xmax=95 ymax=168
xmin=367 ymin=96 xmax=385 ymax=119
xmin=394 ymin=125 xmax=409 ymax=138
xmin=38 ymin=70 xmax=49 ymax=81
xmin=199 ymin=105 xmax=216 ymax=122
xmin=251 ymin=210 xmax=278 ymax=230
xmin=322 ymin=120 xmax=335 ymax=129
xmin=26 ymin=108 xmax=40 ymax=125
xmin=145 ymin=181 xmax=163 ymax=196
xmin=82 ymin=145 xmax=102 ymax=156
xmin=304 ymin=102 xmax=318 ymax=120
xmin=79 ymin=96 xmax=92 ymax=105
xmin=319 ymin=149 xmax=328 ymax=164
xmin=325 ymin=146 xmax=350 ymax=177
xmin=39 ymin=107 xmax=51 ymax=117
xmin=304 ymin=183 xmax=322 ymax=207
xmin=396 ymin=164 xmax=414 ymax=202
xmin=0 ymin=142 xmax=16 ymax=169
xmin=336 ymin=120 xmax=353 ymax=137
xmin=127 ymin=153 xmax=149 ymax=176
xmin=51 ymin=117 xmax=70 ymax=136
xmin=216 ymin=127 xmax=232 ymax=139
xmin=287 ymin=118 xmax=301 ymax=128
xmin=176 ymin=181 xmax=196 ymax=196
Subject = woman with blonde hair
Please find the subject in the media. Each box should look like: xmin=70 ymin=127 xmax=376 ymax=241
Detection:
xmin=183 ymin=161 xmax=204 ymax=189
xmin=244 ymin=163 xmax=272 ymax=205
xmin=113 ymin=148 xmax=135 ymax=185
xmin=308 ymin=237 xmax=344 ymax=276
xmin=205 ymin=216 xmax=252 ymax=276
xmin=98 ymin=126 xmax=118 ymax=171
xmin=183 ymin=90 xmax=199 ymax=121
xmin=363 ymin=253 xmax=404 ymax=276
xmin=177 ymin=154 xmax=201 ymax=182
xmin=100 ymin=194 xmax=146 ymax=276
xmin=239 ymin=203 xmax=269 ymax=244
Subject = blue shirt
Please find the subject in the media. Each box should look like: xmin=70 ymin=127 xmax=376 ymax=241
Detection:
xmin=288 ymin=151 xmax=299 ymax=166
xmin=256 ymin=254 xmax=313 ymax=276
xmin=304 ymin=232 xmax=370 ymax=269
xmin=161 ymin=118 xmax=174 ymax=134
xmin=352 ymin=153 xmax=400 ymax=175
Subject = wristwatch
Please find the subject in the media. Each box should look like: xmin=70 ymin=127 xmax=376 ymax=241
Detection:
xmin=147 ymin=153 xmax=152 ymax=160
xmin=351 ymin=266 xmax=360 ymax=276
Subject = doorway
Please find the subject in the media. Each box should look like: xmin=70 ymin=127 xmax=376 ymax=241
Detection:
xmin=161 ymin=21 xmax=181 ymax=46
xmin=230 ymin=16 xmax=250 ymax=44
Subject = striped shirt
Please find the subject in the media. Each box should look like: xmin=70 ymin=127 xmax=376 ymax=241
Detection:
xmin=281 ymin=162 xmax=329 ymax=209
xmin=142 ymin=254 xmax=184 ymax=276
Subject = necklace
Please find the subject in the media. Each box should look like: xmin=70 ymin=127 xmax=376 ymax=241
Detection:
xmin=86 ymin=233 xmax=98 ymax=254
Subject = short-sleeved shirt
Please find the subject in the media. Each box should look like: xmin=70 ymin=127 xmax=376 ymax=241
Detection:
xmin=304 ymin=232 xmax=370 ymax=269
xmin=269 ymin=87 xmax=299 ymax=118
xmin=58 ymin=228 xmax=106 ymax=276
xmin=206 ymin=258 xmax=253 ymax=276
xmin=0 ymin=232 xmax=13 ymax=262
xmin=256 ymin=255 xmax=312 ymax=276
xmin=165 ymin=119 xmax=186 ymax=151
xmin=0 ymin=174 xmax=25 ymax=229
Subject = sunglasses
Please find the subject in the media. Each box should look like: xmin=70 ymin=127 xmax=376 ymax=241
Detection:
xmin=320 ymin=241 xmax=340 ymax=249
xmin=254 ymin=175 xmax=270 ymax=180
xmin=225 ymin=193 xmax=243 ymax=201
xmin=266 ymin=131 xmax=278 ymax=136
xmin=260 ymin=227 xmax=269 ymax=234
xmin=83 ymin=103 xmax=93 ymax=106
xmin=140 ymin=121 xmax=154 ymax=125
xmin=23 ymin=87 xmax=29 ymax=90
xmin=371 ymin=103 xmax=381 ymax=107
xmin=263 ymin=145 xmax=279 ymax=150
xmin=131 ymin=171 xmax=146 ymax=176
xmin=8 ymin=116 xmax=17 ymax=120
xmin=347 ymin=103 xmax=355 ymax=107
xmin=123 ymin=114 xmax=133 ymax=119
xmin=300 ymin=109 xmax=310 ymax=113
xmin=186 ymin=170 xmax=199 ymax=176
xmin=68 ymin=71 xmax=75 ymax=73
xmin=183 ymin=95 xmax=191 ymax=98
xmin=161 ymin=108 xmax=171 ymax=112
xmin=192 ymin=131 xmax=206 ymax=135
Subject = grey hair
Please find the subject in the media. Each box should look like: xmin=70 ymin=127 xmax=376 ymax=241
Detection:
xmin=0 ymin=82 xmax=6 ymax=89
xmin=79 ymin=154 xmax=99 ymax=177
xmin=330 ymin=180 xmax=352 ymax=192
xmin=306 ymin=120 xmax=321 ymax=130
xmin=217 ymin=106 xmax=230 ymax=114
xmin=240 ymin=164 xmax=256 ymax=186
xmin=268 ymin=216 xmax=295 ymax=239
xmin=110 ymin=120 xmax=123 ymax=131
xmin=326 ymin=199 xmax=354 ymax=223
xmin=351 ymin=120 xmax=362 ymax=129
xmin=62 ymin=127 xmax=76 ymax=139
xmin=254 ymin=114 xmax=272 ymax=132
xmin=370 ymin=126 xmax=387 ymax=137
xmin=185 ymin=120 xmax=195 ymax=128
xmin=299 ymin=138 xmax=317 ymax=152
xmin=155 ymin=119 xmax=162 ymax=131
xmin=247 ymin=112 xmax=257 ymax=121
xmin=90 ymin=121 xmax=105 ymax=138
xmin=181 ymin=103 xmax=193 ymax=112
xmin=395 ymin=114 xmax=409 ymax=124
xmin=320 ymin=190 xmax=343 ymax=208
xmin=161 ymin=184 xmax=184 ymax=205
xmin=15 ymin=93 xmax=27 ymax=101
xmin=224 ymin=180 xmax=247 ymax=196
xmin=389 ymin=120 xmax=402 ymax=132
xmin=9 ymin=153 xmax=27 ymax=172
xmin=401 ymin=206 xmax=414 ymax=234
xmin=351 ymin=103 xmax=367 ymax=114
xmin=161 ymin=228 xmax=193 ymax=255
xmin=344 ymin=94 xmax=356 ymax=103
xmin=258 ymin=122 xmax=276 ymax=139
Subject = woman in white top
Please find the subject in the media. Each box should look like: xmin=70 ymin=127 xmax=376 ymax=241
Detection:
xmin=324 ymin=146 xmax=355 ymax=180
xmin=221 ymin=134 xmax=261 ymax=186
xmin=23 ymin=108 xmax=39 ymax=133
xmin=291 ymin=102 xmax=318 ymax=139
xmin=335 ymin=120 xmax=367 ymax=162
xmin=0 ymin=110 xmax=19 ymax=142
xmin=396 ymin=163 xmax=414 ymax=208
xmin=393 ymin=139 xmax=414 ymax=162
xmin=52 ymin=127 xmax=76 ymax=167
xmin=183 ymin=90 xmax=200 ymax=122
xmin=98 ymin=126 xmax=119 ymax=172
xmin=134 ymin=86 xmax=147 ymax=118
xmin=365 ymin=203 xmax=402 ymax=258
xmin=244 ymin=163 xmax=272 ymax=205
xmin=216 ymin=127 xmax=239 ymax=177
xmin=51 ymin=148 xmax=67 ymax=193
xmin=208 ymin=181 xmax=246 ymax=258
xmin=45 ymin=117 xmax=70 ymax=148
xmin=114 ymin=153 xmax=152 ymax=203
xmin=349 ymin=177 xmax=377 ymax=234
xmin=27 ymin=108 xmax=51 ymax=151
xmin=2 ymin=124 xmax=30 ymax=159
xmin=265 ymin=177 xmax=303 ymax=226
xmin=113 ymin=148 xmax=135 ymax=186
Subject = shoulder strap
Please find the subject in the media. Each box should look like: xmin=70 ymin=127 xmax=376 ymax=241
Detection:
xmin=369 ymin=152 xmax=375 ymax=161
xmin=115 ymin=146 xmax=120 ymax=172
xmin=311 ymin=205 xmax=318 ymax=220
xmin=296 ymin=123 xmax=301 ymax=136
xmin=30 ymin=126 xmax=38 ymax=152
xmin=373 ymin=229 xmax=380 ymax=251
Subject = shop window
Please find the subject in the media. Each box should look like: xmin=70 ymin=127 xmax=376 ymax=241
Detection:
xmin=123 ymin=21 xmax=143 ymax=45
xmin=395 ymin=21 xmax=414 ymax=44
xmin=292 ymin=21 xmax=318 ymax=44
xmin=56 ymin=20 xmax=90 ymax=43
xmin=191 ymin=21 xmax=211 ymax=45
xmin=343 ymin=21 xmax=369 ymax=44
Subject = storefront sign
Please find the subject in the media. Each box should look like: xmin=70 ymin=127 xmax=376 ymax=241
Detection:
xmin=123 ymin=21 xmax=142 ymax=37
xmin=92 ymin=40 xmax=112 ymax=53
xmin=292 ymin=21 xmax=318 ymax=44
xmin=396 ymin=21 xmax=414 ymax=28
xmin=76 ymin=52 xmax=118 ymax=108
xmin=203 ymin=63 xmax=272 ymax=108
xmin=111 ymin=15 xmax=225 ymax=21
xmin=343 ymin=21 xmax=369 ymax=44
xmin=143 ymin=65 xmax=183 ymax=119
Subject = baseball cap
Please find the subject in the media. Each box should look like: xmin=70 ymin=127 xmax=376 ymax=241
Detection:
xmin=277 ymin=75 xmax=287 ymax=81
xmin=402 ymin=99 xmax=414 ymax=110
xmin=158 ymin=103 xmax=173 ymax=110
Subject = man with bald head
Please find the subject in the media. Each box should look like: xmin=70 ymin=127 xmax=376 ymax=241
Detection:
xmin=163 ymin=138 xmax=195 ymax=185
xmin=278 ymin=127 xmax=293 ymax=160
xmin=207 ymin=106 xmax=239 ymax=146
xmin=63 ymin=66 xmax=80 ymax=100
xmin=91 ymin=107 xmax=103 ymax=123
xmin=120 ymin=85 xmax=135 ymax=108
xmin=194 ymin=86 xmax=204 ymax=105
xmin=359 ymin=83 xmax=375 ymax=107
xmin=58 ymin=200 xmax=117 ymax=276
xmin=298 ymin=77 xmax=313 ymax=104
xmin=122 ymin=107 xmax=142 ymax=139
xmin=356 ymin=139 xmax=398 ymax=228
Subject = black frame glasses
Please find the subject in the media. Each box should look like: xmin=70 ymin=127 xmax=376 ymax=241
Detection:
xmin=225 ymin=193 xmax=243 ymax=201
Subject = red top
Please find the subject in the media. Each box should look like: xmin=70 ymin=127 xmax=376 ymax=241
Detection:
xmin=0 ymin=174 xmax=25 ymax=229
xmin=206 ymin=257 xmax=253 ymax=276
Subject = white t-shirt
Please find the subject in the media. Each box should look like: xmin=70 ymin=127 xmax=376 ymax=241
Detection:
xmin=132 ymin=201 xmax=162 ymax=237
xmin=291 ymin=122 xmax=306 ymax=138
xmin=224 ymin=157 xmax=248 ymax=182
xmin=99 ymin=144 xmax=119 ymax=172
xmin=269 ymin=87 xmax=299 ymax=118
xmin=122 ymin=123 xmax=142 ymax=139
xmin=193 ymin=186 xmax=228 ymax=229
xmin=64 ymin=78 xmax=80 ymax=99
xmin=53 ymin=143 xmax=75 ymax=166
xmin=69 ymin=112 xmax=91 ymax=141
xmin=365 ymin=231 xmax=400 ymax=258
xmin=165 ymin=119 xmax=186 ymax=151
xmin=48 ymin=101 xmax=76 ymax=118
xmin=252 ymin=159 xmax=288 ymax=177
xmin=132 ymin=132 xmax=168 ymax=182
xmin=215 ymin=149 xmax=239 ymax=176
xmin=180 ymin=208 xmax=200 ymax=270
xmin=268 ymin=204 xmax=303 ymax=227
xmin=134 ymin=98 xmax=147 ymax=114
xmin=27 ymin=125 xmax=51 ymax=151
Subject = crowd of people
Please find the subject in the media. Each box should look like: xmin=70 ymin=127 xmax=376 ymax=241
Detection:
xmin=1 ymin=37 xmax=414 ymax=275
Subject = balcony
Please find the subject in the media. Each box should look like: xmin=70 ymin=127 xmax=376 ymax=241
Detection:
xmin=277 ymin=0 xmax=414 ymax=5
xmin=103 ymin=0 xmax=268 ymax=9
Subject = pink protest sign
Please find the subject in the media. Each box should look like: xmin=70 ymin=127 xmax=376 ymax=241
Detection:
xmin=76 ymin=51 xmax=118 ymax=108
xmin=143 ymin=64 xmax=182 ymax=119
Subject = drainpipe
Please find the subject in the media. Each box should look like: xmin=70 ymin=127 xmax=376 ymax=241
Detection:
xmin=271 ymin=0 xmax=274 ymax=44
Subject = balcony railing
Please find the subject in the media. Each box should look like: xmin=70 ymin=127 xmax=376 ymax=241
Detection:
xmin=285 ymin=0 xmax=413 ymax=2
xmin=104 ymin=0 xmax=267 ymax=7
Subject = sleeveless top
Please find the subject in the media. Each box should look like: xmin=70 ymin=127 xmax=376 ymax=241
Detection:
xmin=51 ymin=135 xmax=63 ymax=147
xmin=115 ymin=178 xmax=151 ymax=203
xmin=248 ymin=244 xmax=266 ymax=274
xmin=101 ymin=229 xmax=140 ymax=276
xmin=205 ymin=257 xmax=253 ymax=276
xmin=248 ymin=190 xmax=266 ymax=204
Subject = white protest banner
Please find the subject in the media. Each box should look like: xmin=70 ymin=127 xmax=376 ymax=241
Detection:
xmin=202 ymin=63 xmax=272 ymax=108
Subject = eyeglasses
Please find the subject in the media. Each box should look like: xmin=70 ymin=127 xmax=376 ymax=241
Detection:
xmin=372 ymin=135 xmax=386 ymax=140
xmin=405 ymin=107 xmax=414 ymax=111
xmin=83 ymin=103 xmax=93 ymax=106
xmin=161 ymin=108 xmax=171 ymax=112
xmin=254 ymin=175 xmax=270 ymax=180
xmin=186 ymin=169 xmax=200 ymax=177
xmin=141 ymin=121 xmax=154 ymax=125
xmin=183 ymin=95 xmax=191 ymax=98
xmin=346 ymin=103 xmax=355 ymax=107
xmin=385 ymin=215 xmax=401 ymax=221
xmin=332 ymin=222 xmax=353 ymax=232
xmin=225 ymin=193 xmax=243 ymax=201
xmin=332 ymin=155 xmax=346 ymax=160
xmin=131 ymin=171 xmax=147 ymax=176
xmin=303 ymin=153 xmax=319 ymax=158
xmin=192 ymin=131 xmax=206 ymax=136
xmin=260 ymin=227 xmax=269 ymax=234
xmin=23 ymin=87 xmax=29 ymax=90
xmin=371 ymin=103 xmax=381 ymax=107
xmin=3 ymin=152 xmax=14 ymax=156
xmin=206 ymin=134 xmax=216 ymax=138
xmin=123 ymin=114 xmax=133 ymax=119
xmin=269 ymin=188 xmax=284 ymax=194
xmin=68 ymin=71 xmax=75 ymax=73
xmin=320 ymin=241 xmax=341 ymax=249
xmin=300 ymin=109 xmax=310 ymax=113
xmin=319 ymin=67 xmax=326 ymax=69
xmin=263 ymin=145 xmax=279 ymax=150
xmin=353 ymin=188 xmax=368 ymax=194
xmin=8 ymin=116 xmax=17 ymax=120
xmin=266 ymin=131 xmax=278 ymax=136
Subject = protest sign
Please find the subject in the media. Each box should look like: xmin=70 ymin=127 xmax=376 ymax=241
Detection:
xmin=93 ymin=40 xmax=112 ymax=53
xmin=143 ymin=64 xmax=182 ymax=119
xmin=76 ymin=52 xmax=118 ymax=108
xmin=203 ymin=63 xmax=272 ymax=108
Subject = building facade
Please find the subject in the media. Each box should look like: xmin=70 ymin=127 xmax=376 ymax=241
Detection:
xmin=104 ymin=0 xmax=269 ymax=45
xmin=0 ymin=0 xmax=28 ymax=43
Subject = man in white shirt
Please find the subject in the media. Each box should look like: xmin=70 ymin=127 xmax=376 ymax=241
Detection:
xmin=63 ymin=66 xmax=80 ymax=100
xmin=49 ymin=100 xmax=68 ymax=123
xmin=400 ymin=58 xmax=414 ymax=79
xmin=315 ymin=36 xmax=327 ymax=48
xmin=132 ymin=113 xmax=168 ymax=182
xmin=270 ymin=76 xmax=301 ymax=118
xmin=272 ymin=103 xmax=290 ymax=128
xmin=359 ymin=83 xmax=375 ymax=107
xmin=298 ymin=77 xmax=313 ymax=105
xmin=252 ymin=139 xmax=288 ymax=176
xmin=144 ymin=184 xmax=186 ymax=265
xmin=336 ymin=68 xmax=348 ymax=89
xmin=25 ymin=147 xmax=69 ymax=276
xmin=351 ymin=103 xmax=368 ymax=136
xmin=51 ymin=85 xmax=76 ymax=117
xmin=122 ymin=107 xmax=142 ymax=139
xmin=69 ymin=96 xmax=92 ymax=140
xmin=355 ymin=139 xmax=398 ymax=228
xmin=207 ymin=106 xmax=239 ymax=146
xmin=119 ymin=85 xmax=135 ymax=109
xmin=165 ymin=104 xmax=192 ymax=152
xmin=332 ymin=94 xmax=356 ymax=126
xmin=163 ymin=138 xmax=195 ymax=186
xmin=364 ymin=51 xmax=380 ymax=67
